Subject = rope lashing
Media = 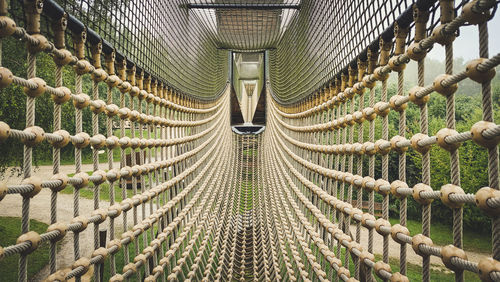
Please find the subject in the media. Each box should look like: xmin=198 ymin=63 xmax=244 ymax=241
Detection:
xmin=1 ymin=0 xmax=500 ymax=281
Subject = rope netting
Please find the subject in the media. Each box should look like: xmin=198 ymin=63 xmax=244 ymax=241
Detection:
xmin=7 ymin=0 xmax=229 ymax=100
xmin=0 ymin=0 xmax=499 ymax=281
xmin=268 ymin=0 xmax=420 ymax=103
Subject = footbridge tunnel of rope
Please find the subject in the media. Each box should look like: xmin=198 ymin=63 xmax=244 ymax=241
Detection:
xmin=0 ymin=0 xmax=500 ymax=281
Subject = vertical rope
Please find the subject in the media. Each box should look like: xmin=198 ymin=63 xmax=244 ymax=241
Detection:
xmin=419 ymin=57 xmax=432 ymax=282
xmin=73 ymin=74 xmax=83 ymax=278
xmin=368 ymin=86 xmax=375 ymax=257
xmin=49 ymin=61 xmax=63 ymax=274
xmin=106 ymin=85 xmax=117 ymax=277
xmin=137 ymin=84 xmax=150 ymax=276
xmin=18 ymin=45 xmax=37 ymax=282
xmin=127 ymin=71 xmax=141 ymax=281
xmin=338 ymin=100 xmax=347 ymax=276
xmin=478 ymin=21 xmax=500 ymax=260
xmin=345 ymin=95 xmax=354 ymax=272
xmin=441 ymin=15 xmax=464 ymax=281
xmin=91 ymin=61 xmax=101 ymax=280
xmin=397 ymin=69 xmax=407 ymax=275
xmin=381 ymin=79 xmax=389 ymax=264
xmin=355 ymin=89 xmax=364 ymax=280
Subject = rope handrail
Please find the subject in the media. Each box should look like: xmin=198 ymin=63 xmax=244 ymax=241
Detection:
xmin=0 ymin=0 xmax=499 ymax=281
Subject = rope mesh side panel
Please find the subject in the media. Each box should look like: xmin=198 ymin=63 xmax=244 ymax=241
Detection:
xmin=0 ymin=0 xmax=499 ymax=282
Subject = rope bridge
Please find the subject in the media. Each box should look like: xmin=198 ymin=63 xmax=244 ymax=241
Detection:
xmin=0 ymin=0 xmax=499 ymax=281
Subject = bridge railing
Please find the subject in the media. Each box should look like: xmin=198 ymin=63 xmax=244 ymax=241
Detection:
xmin=269 ymin=0 xmax=500 ymax=280
xmin=0 ymin=0 xmax=499 ymax=281
xmin=0 ymin=1 xmax=232 ymax=281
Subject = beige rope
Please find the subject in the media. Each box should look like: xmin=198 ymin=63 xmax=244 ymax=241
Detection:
xmin=1 ymin=1 xmax=500 ymax=282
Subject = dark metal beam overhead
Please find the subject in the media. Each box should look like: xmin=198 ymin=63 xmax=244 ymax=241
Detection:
xmin=186 ymin=3 xmax=300 ymax=10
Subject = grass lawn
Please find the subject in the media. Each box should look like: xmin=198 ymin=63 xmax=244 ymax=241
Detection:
xmin=60 ymin=171 xmax=134 ymax=202
xmin=101 ymin=238 xmax=148 ymax=281
xmin=37 ymin=128 xmax=161 ymax=166
xmin=0 ymin=217 xmax=50 ymax=281
xmin=332 ymin=246 xmax=480 ymax=281
xmin=101 ymin=228 xmax=163 ymax=281
xmin=389 ymin=218 xmax=491 ymax=253
xmin=60 ymin=167 xmax=172 ymax=202
xmin=39 ymin=147 xmax=135 ymax=166
xmin=382 ymin=255 xmax=479 ymax=281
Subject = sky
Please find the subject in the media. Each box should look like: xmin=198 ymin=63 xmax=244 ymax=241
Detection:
xmin=427 ymin=12 xmax=500 ymax=61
